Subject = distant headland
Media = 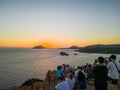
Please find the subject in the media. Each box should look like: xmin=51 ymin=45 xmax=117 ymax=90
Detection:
xmin=65 ymin=44 xmax=120 ymax=54
xmin=76 ymin=44 xmax=120 ymax=54
xmin=32 ymin=44 xmax=120 ymax=54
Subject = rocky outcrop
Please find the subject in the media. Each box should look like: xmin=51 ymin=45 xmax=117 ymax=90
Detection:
xmin=4 ymin=69 xmax=114 ymax=90
xmin=60 ymin=52 xmax=69 ymax=56
xmin=4 ymin=70 xmax=57 ymax=90
xmin=21 ymin=78 xmax=43 ymax=87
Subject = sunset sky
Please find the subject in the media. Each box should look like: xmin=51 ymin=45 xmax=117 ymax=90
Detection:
xmin=0 ymin=0 xmax=120 ymax=48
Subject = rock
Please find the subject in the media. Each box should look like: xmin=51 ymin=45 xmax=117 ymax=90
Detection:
xmin=73 ymin=53 xmax=78 ymax=55
xmin=60 ymin=52 xmax=69 ymax=56
xmin=21 ymin=78 xmax=43 ymax=86
xmin=32 ymin=46 xmax=45 ymax=49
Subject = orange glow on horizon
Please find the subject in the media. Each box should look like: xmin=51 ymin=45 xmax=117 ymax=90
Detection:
xmin=0 ymin=39 xmax=120 ymax=48
xmin=0 ymin=40 xmax=86 ymax=48
xmin=38 ymin=41 xmax=55 ymax=48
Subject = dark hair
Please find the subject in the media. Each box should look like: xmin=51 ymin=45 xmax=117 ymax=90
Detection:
xmin=77 ymin=71 xmax=85 ymax=81
xmin=98 ymin=57 xmax=104 ymax=64
xmin=110 ymin=55 xmax=116 ymax=60
xmin=57 ymin=66 xmax=61 ymax=70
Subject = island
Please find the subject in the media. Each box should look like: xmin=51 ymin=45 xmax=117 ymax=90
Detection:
xmin=68 ymin=46 xmax=79 ymax=49
xmin=32 ymin=45 xmax=45 ymax=49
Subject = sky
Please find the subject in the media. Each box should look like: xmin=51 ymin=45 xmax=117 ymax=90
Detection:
xmin=0 ymin=0 xmax=120 ymax=48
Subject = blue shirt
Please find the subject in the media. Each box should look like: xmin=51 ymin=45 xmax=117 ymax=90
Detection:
xmin=56 ymin=70 xmax=62 ymax=78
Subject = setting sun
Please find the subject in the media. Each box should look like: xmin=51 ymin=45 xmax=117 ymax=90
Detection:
xmin=39 ymin=41 xmax=54 ymax=48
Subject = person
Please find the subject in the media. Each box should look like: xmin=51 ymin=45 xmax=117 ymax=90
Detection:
xmin=65 ymin=65 xmax=70 ymax=74
xmin=65 ymin=73 xmax=75 ymax=90
xmin=74 ymin=66 xmax=81 ymax=80
xmin=104 ymin=57 xmax=109 ymax=65
xmin=107 ymin=55 xmax=120 ymax=90
xmin=94 ymin=59 xmax=99 ymax=66
xmin=56 ymin=66 xmax=63 ymax=78
xmin=75 ymin=69 xmax=87 ymax=89
xmin=54 ymin=77 xmax=70 ymax=90
xmin=93 ymin=57 xmax=108 ymax=90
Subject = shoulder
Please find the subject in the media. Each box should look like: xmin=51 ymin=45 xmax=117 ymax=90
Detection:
xmin=72 ymin=78 xmax=75 ymax=82
xmin=108 ymin=61 xmax=113 ymax=64
xmin=65 ymin=78 xmax=69 ymax=81
xmin=92 ymin=66 xmax=97 ymax=71
xmin=55 ymin=82 xmax=62 ymax=89
xmin=107 ymin=62 xmax=113 ymax=66
xmin=103 ymin=66 xmax=108 ymax=70
xmin=78 ymin=70 xmax=84 ymax=74
xmin=103 ymin=65 xmax=107 ymax=68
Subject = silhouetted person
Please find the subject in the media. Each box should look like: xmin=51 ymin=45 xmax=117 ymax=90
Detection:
xmin=93 ymin=57 xmax=108 ymax=90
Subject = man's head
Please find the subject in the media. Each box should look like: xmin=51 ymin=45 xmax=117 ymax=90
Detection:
xmin=98 ymin=57 xmax=104 ymax=64
xmin=110 ymin=55 xmax=116 ymax=61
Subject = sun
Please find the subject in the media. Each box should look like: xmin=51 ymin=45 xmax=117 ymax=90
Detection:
xmin=40 ymin=42 xmax=53 ymax=48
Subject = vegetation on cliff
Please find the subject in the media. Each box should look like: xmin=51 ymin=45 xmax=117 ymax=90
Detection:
xmin=77 ymin=44 xmax=120 ymax=54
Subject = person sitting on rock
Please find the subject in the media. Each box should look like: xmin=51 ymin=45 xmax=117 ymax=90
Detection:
xmin=54 ymin=77 xmax=70 ymax=90
xmin=56 ymin=65 xmax=63 ymax=78
xmin=65 ymin=73 xmax=75 ymax=90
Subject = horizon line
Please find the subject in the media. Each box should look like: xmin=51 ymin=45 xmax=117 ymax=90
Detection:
xmin=0 ymin=43 xmax=120 ymax=49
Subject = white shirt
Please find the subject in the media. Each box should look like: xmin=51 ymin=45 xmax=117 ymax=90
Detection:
xmin=107 ymin=61 xmax=120 ymax=79
xmin=65 ymin=78 xmax=75 ymax=90
xmin=55 ymin=81 xmax=70 ymax=90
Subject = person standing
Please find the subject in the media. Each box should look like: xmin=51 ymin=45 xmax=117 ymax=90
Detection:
xmin=93 ymin=57 xmax=108 ymax=90
xmin=75 ymin=69 xmax=87 ymax=89
xmin=107 ymin=55 xmax=120 ymax=90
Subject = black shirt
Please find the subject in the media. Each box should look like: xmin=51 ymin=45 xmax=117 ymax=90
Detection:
xmin=93 ymin=65 xmax=108 ymax=83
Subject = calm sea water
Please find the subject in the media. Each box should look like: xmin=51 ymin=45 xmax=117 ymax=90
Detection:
xmin=0 ymin=48 xmax=120 ymax=90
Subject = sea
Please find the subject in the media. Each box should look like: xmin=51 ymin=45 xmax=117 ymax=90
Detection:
xmin=0 ymin=48 xmax=120 ymax=90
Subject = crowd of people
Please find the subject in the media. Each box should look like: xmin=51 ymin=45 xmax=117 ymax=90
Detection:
xmin=53 ymin=55 xmax=120 ymax=90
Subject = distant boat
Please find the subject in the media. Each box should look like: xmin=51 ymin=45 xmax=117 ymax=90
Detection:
xmin=60 ymin=52 xmax=69 ymax=56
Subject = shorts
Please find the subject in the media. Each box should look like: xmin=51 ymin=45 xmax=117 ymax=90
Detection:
xmin=94 ymin=82 xmax=107 ymax=90
xmin=111 ymin=79 xmax=118 ymax=85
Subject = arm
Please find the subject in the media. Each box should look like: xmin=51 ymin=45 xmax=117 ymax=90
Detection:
xmin=107 ymin=62 xmax=110 ymax=70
